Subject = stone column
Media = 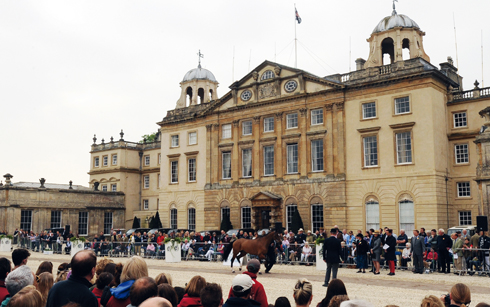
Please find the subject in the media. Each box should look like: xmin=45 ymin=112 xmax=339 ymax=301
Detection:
xmin=275 ymin=112 xmax=284 ymax=179
xmin=325 ymin=104 xmax=334 ymax=174
xmin=299 ymin=108 xmax=308 ymax=177
xmin=335 ymin=102 xmax=345 ymax=174
xmin=205 ymin=124 xmax=212 ymax=187
xmin=253 ymin=116 xmax=261 ymax=181
xmin=232 ymin=120 xmax=240 ymax=182
xmin=211 ymin=124 xmax=220 ymax=184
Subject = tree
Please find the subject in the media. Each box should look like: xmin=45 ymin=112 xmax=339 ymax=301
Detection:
xmin=154 ymin=211 xmax=163 ymax=228
xmin=149 ymin=215 xmax=158 ymax=229
xmin=132 ymin=216 xmax=141 ymax=228
xmin=140 ymin=132 xmax=158 ymax=143
xmin=220 ymin=211 xmax=233 ymax=231
xmin=290 ymin=208 xmax=304 ymax=234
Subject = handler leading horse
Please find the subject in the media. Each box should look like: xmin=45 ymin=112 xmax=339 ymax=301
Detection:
xmin=222 ymin=230 xmax=282 ymax=273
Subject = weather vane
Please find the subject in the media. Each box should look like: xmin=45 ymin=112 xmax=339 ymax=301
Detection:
xmin=197 ymin=50 xmax=204 ymax=68
xmin=392 ymin=0 xmax=398 ymax=15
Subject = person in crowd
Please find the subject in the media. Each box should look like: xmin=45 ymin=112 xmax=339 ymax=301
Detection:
xmin=265 ymin=239 xmax=278 ymax=273
xmin=128 ymin=277 xmax=158 ymax=307
xmin=420 ymin=228 xmax=427 ymax=238
xmin=35 ymin=261 xmax=53 ymax=276
xmin=205 ymin=241 xmax=217 ymax=261
xmin=370 ymin=231 xmax=382 ymax=275
xmin=36 ymin=272 xmax=53 ymax=306
xmin=293 ymin=279 xmax=312 ymax=307
xmin=275 ymin=297 xmax=291 ymax=307
xmin=178 ymin=275 xmax=206 ymax=307
xmin=95 ymin=258 xmax=114 ymax=278
xmin=437 ymin=229 xmax=452 ymax=274
xmin=301 ymin=242 xmax=312 ymax=265
xmin=452 ymin=232 xmax=464 ymax=274
xmin=323 ymin=228 xmax=341 ymax=287
xmin=327 ymin=295 xmax=350 ymax=307
xmin=155 ymin=272 xmax=173 ymax=286
xmin=65 ymin=238 xmax=72 ymax=254
xmin=440 ymin=283 xmax=471 ymax=307
xmin=92 ymin=272 xmax=114 ymax=305
xmin=228 ymin=259 xmax=267 ymax=307
xmin=5 ymin=285 xmax=43 ymax=307
xmin=174 ymin=287 xmax=185 ymax=304
xmin=282 ymin=235 xmax=290 ymax=263
xmin=428 ymin=229 xmax=439 ymax=268
xmin=200 ymin=283 xmax=223 ymax=307
xmin=401 ymin=243 xmax=411 ymax=269
xmin=2 ymin=264 xmax=34 ymax=306
xmin=11 ymin=248 xmax=30 ymax=270
xmin=355 ymin=233 xmax=369 ymax=273
xmin=420 ymin=295 xmax=444 ymax=307
xmin=470 ymin=232 xmax=480 ymax=252
xmin=478 ymin=230 xmax=490 ymax=271
xmin=461 ymin=230 xmax=470 ymax=242
xmin=396 ymin=229 xmax=408 ymax=249
xmin=425 ymin=248 xmax=438 ymax=272
xmin=141 ymin=297 xmax=173 ymax=307
xmin=46 ymin=250 xmax=98 ymax=307
xmin=296 ymin=229 xmax=306 ymax=246
xmin=345 ymin=231 xmax=355 ymax=250
xmin=104 ymin=256 xmax=149 ymax=307
xmin=384 ymin=228 xmax=397 ymax=276
xmin=0 ymin=258 xmax=11 ymax=303
xmin=317 ymin=279 xmax=347 ymax=307
xmin=306 ymin=231 xmax=315 ymax=245
xmin=223 ymin=274 xmax=260 ymax=307
xmin=158 ymin=284 xmax=179 ymax=307
xmin=461 ymin=237 xmax=472 ymax=274
xmin=411 ymin=229 xmax=425 ymax=274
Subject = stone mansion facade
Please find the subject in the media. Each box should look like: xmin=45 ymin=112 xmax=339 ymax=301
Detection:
xmin=89 ymin=9 xmax=490 ymax=233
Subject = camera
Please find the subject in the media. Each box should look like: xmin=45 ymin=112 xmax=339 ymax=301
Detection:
xmin=443 ymin=294 xmax=450 ymax=307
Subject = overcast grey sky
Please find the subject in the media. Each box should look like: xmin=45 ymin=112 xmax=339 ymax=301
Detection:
xmin=1 ymin=1 xmax=489 ymax=186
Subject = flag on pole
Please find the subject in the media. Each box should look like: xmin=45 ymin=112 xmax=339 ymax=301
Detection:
xmin=295 ymin=8 xmax=302 ymax=24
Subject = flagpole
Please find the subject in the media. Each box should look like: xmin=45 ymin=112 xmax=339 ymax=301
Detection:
xmin=294 ymin=4 xmax=297 ymax=68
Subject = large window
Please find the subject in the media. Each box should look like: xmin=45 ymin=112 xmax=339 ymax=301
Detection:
xmin=221 ymin=207 xmax=230 ymax=221
xmin=143 ymin=199 xmax=149 ymax=210
xmin=51 ymin=211 xmax=62 ymax=229
xmin=144 ymin=156 xmax=150 ymax=166
xmin=188 ymin=208 xmax=196 ymax=231
xmin=311 ymin=139 xmax=324 ymax=172
xmin=311 ymin=205 xmax=324 ymax=232
xmin=362 ymin=102 xmax=377 ymax=119
xmin=111 ymin=184 xmax=117 ymax=191
xmin=103 ymin=156 xmax=108 ymax=166
xmin=287 ymin=113 xmax=298 ymax=129
xmin=170 ymin=208 xmax=178 ymax=229
xmin=222 ymin=152 xmax=231 ymax=179
xmin=396 ymin=131 xmax=412 ymax=164
xmin=20 ymin=210 xmax=32 ymax=232
xmin=264 ymin=146 xmax=274 ymax=176
xmin=394 ymin=96 xmax=410 ymax=114
xmin=242 ymin=148 xmax=252 ymax=177
xmin=188 ymin=158 xmax=196 ymax=182
xmin=103 ymin=212 xmax=113 ymax=235
xmin=144 ymin=175 xmax=150 ymax=188
xmin=286 ymin=205 xmax=297 ymax=231
xmin=264 ymin=117 xmax=274 ymax=132
xmin=222 ymin=124 xmax=232 ymax=139
xmin=94 ymin=157 xmax=100 ymax=167
xmin=171 ymin=161 xmax=178 ymax=183
xmin=459 ymin=211 xmax=472 ymax=226
xmin=399 ymin=200 xmax=414 ymax=233
xmin=242 ymin=121 xmax=252 ymax=136
xmin=171 ymin=135 xmax=179 ymax=147
xmin=455 ymin=144 xmax=469 ymax=164
xmin=188 ymin=132 xmax=197 ymax=145
xmin=287 ymin=144 xmax=298 ymax=174
xmin=102 ymin=185 xmax=108 ymax=192
xmin=112 ymin=154 xmax=118 ymax=165
xmin=241 ymin=207 xmax=251 ymax=229
xmin=363 ymin=136 xmax=378 ymax=167
xmin=311 ymin=109 xmax=323 ymax=125
xmin=366 ymin=200 xmax=379 ymax=230
xmin=453 ymin=112 xmax=467 ymax=128
xmin=78 ymin=212 xmax=88 ymax=236
xmin=457 ymin=182 xmax=471 ymax=197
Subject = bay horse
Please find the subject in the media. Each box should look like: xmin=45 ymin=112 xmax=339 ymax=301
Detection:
xmin=222 ymin=230 xmax=282 ymax=273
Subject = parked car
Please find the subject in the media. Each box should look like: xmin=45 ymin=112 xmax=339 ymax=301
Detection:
xmin=256 ymin=228 xmax=270 ymax=236
xmin=447 ymin=225 xmax=476 ymax=237
xmin=149 ymin=228 xmax=172 ymax=235
xmin=226 ymin=228 xmax=255 ymax=237
xmin=126 ymin=228 xmax=151 ymax=237
xmin=166 ymin=229 xmax=191 ymax=237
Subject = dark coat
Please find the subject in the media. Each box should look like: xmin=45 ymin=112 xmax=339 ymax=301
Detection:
xmin=437 ymin=234 xmax=452 ymax=252
xmin=46 ymin=275 xmax=98 ymax=307
xmin=355 ymin=239 xmax=369 ymax=256
xmin=323 ymin=236 xmax=341 ymax=264
xmin=223 ymin=298 xmax=261 ymax=307
xmin=411 ymin=235 xmax=426 ymax=256
xmin=384 ymin=235 xmax=397 ymax=261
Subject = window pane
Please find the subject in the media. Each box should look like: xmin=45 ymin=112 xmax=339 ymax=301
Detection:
xmin=362 ymin=102 xmax=376 ymax=119
xmin=241 ymin=207 xmax=251 ymax=229
xmin=396 ymin=132 xmax=412 ymax=164
xmin=78 ymin=212 xmax=88 ymax=236
xmin=171 ymin=209 xmax=178 ymax=229
xmin=111 ymin=184 xmax=117 ymax=192
xmin=457 ymin=182 xmax=471 ymax=197
xmin=188 ymin=208 xmax=196 ymax=230
xmin=242 ymin=149 xmax=252 ymax=177
xmin=242 ymin=121 xmax=252 ymax=135
xmin=112 ymin=155 xmax=117 ymax=165
xmin=311 ymin=140 xmax=324 ymax=171
xmin=264 ymin=146 xmax=274 ymax=176
xmin=287 ymin=144 xmax=298 ymax=173
xmin=459 ymin=211 xmax=472 ymax=226
xmin=189 ymin=132 xmax=197 ymax=145
xmin=103 ymin=212 xmax=113 ymax=235
xmin=455 ymin=144 xmax=469 ymax=164
xmin=51 ymin=211 xmax=62 ymax=229
xmin=261 ymin=70 xmax=275 ymax=80
xmin=222 ymin=152 xmax=231 ymax=179
xmin=144 ymin=175 xmax=150 ymax=188
xmin=188 ymin=158 xmax=196 ymax=182
xmin=94 ymin=157 xmax=99 ymax=167
xmin=171 ymin=135 xmax=179 ymax=147
xmin=102 ymin=185 xmax=107 ymax=192
xmin=264 ymin=117 xmax=274 ymax=132
xmin=395 ymin=96 xmax=410 ymax=114
xmin=311 ymin=109 xmax=323 ymax=125
xmin=363 ymin=136 xmax=378 ymax=167
xmin=221 ymin=207 xmax=230 ymax=221
xmin=103 ymin=156 xmax=108 ymax=166
xmin=143 ymin=200 xmax=149 ymax=210
xmin=366 ymin=200 xmax=379 ymax=230
xmin=453 ymin=112 xmax=467 ymax=128
xmin=399 ymin=200 xmax=414 ymax=234
xmin=287 ymin=113 xmax=298 ymax=129
xmin=20 ymin=210 xmax=32 ymax=232
xmin=312 ymin=205 xmax=324 ymax=232
xmin=286 ymin=205 xmax=297 ymax=231
xmin=222 ymin=124 xmax=231 ymax=139
xmin=145 ymin=156 xmax=150 ymax=166
xmin=171 ymin=161 xmax=178 ymax=183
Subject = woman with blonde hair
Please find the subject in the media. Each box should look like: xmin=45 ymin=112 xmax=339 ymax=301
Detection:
xmin=293 ymin=279 xmax=313 ymax=307
xmin=7 ymin=285 xmax=43 ymax=307
xmin=36 ymin=272 xmax=54 ymax=306
xmin=104 ymin=256 xmax=148 ymax=307
xmin=441 ymin=283 xmax=471 ymax=307
xmin=155 ymin=272 xmax=173 ymax=286
xmin=178 ymin=275 xmax=206 ymax=307
xmin=420 ymin=295 xmax=444 ymax=307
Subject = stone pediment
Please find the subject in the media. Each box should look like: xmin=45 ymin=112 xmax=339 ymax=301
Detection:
xmin=250 ymin=191 xmax=282 ymax=201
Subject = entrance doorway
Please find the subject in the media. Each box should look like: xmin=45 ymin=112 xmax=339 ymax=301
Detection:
xmin=260 ymin=209 xmax=271 ymax=229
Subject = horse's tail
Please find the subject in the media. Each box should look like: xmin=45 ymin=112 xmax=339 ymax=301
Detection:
xmin=222 ymin=240 xmax=235 ymax=260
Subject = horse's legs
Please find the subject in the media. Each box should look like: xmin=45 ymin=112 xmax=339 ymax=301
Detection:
xmin=236 ymin=251 xmax=245 ymax=271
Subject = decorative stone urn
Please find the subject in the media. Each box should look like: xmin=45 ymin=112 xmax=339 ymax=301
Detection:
xmin=0 ymin=237 xmax=11 ymax=252
xmin=71 ymin=240 xmax=85 ymax=257
xmin=165 ymin=241 xmax=181 ymax=263
xmin=316 ymin=243 xmax=326 ymax=271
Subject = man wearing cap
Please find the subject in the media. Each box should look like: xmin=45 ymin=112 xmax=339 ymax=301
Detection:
xmin=223 ymin=275 xmax=260 ymax=307
xmin=295 ymin=229 xmax=306 ymax=246
xmin=228 ymin=259 xmax=267 ymax=307
xmin=322 ymin=228 xmax=342 ymax=287
xmin=306 ymin=231 xmax=315 ymax=245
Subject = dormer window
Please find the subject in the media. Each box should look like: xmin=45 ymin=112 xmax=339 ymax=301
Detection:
xmin=260 ymin=70 xmax=275 ymax=81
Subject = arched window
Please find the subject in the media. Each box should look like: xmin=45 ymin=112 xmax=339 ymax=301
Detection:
xmin=188 ymin=207 xmax=196 ymax=230
xmin=381 ymin=37 xmax=394 ymax=65
xmin=402 ymin=38 xmax=410 ymax=60
xmin=170 ymin=208 xmax=177 ymax=229
xmin=399 ymin=197 xmax=414 ymax=233
xmin=310 ymin=196 xmax=323 ymax=232
xmin=186 ymin=87 xmax=193 ymax=106
xmin=209 ymin=89 xmax=214 ymax=101
xmin=365 ymin=198 xmax=379 ymax=230
xmin=260 ymin=70 xmax=275 ymax=80
xmin=198 ymin=88 xmax=204 ymax=104
xmin=285 ymin=197 xmax=297 ymax=231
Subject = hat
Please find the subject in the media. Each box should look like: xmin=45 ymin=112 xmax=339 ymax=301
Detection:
xmin=246 ymin=259 xmax=261 ymax=273
xmin=374 ymin=231 xmax=380 ymax=235
xmin=232 ymin=274 xmax=254 ymax=292
xmin=307 ymin=230 xmax=311 ymax=233
xmin=299 ymin=228 xmax=304 ymax=232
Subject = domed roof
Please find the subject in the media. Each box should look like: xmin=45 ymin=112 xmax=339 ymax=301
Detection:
xmin=372 ymin=12 xmax=420 ymax=34
xmin=182 ymin=66 xmax=217 ymax=82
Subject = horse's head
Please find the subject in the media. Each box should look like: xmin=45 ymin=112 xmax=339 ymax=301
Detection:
xmin=271 ymin=230 xmax=283 ymax=243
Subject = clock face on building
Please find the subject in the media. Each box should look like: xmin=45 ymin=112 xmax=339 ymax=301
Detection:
xmin=241 ymin=90 xmax=252 ymax=101
xmin=284 ymin=80 xmax=298 ymax=92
